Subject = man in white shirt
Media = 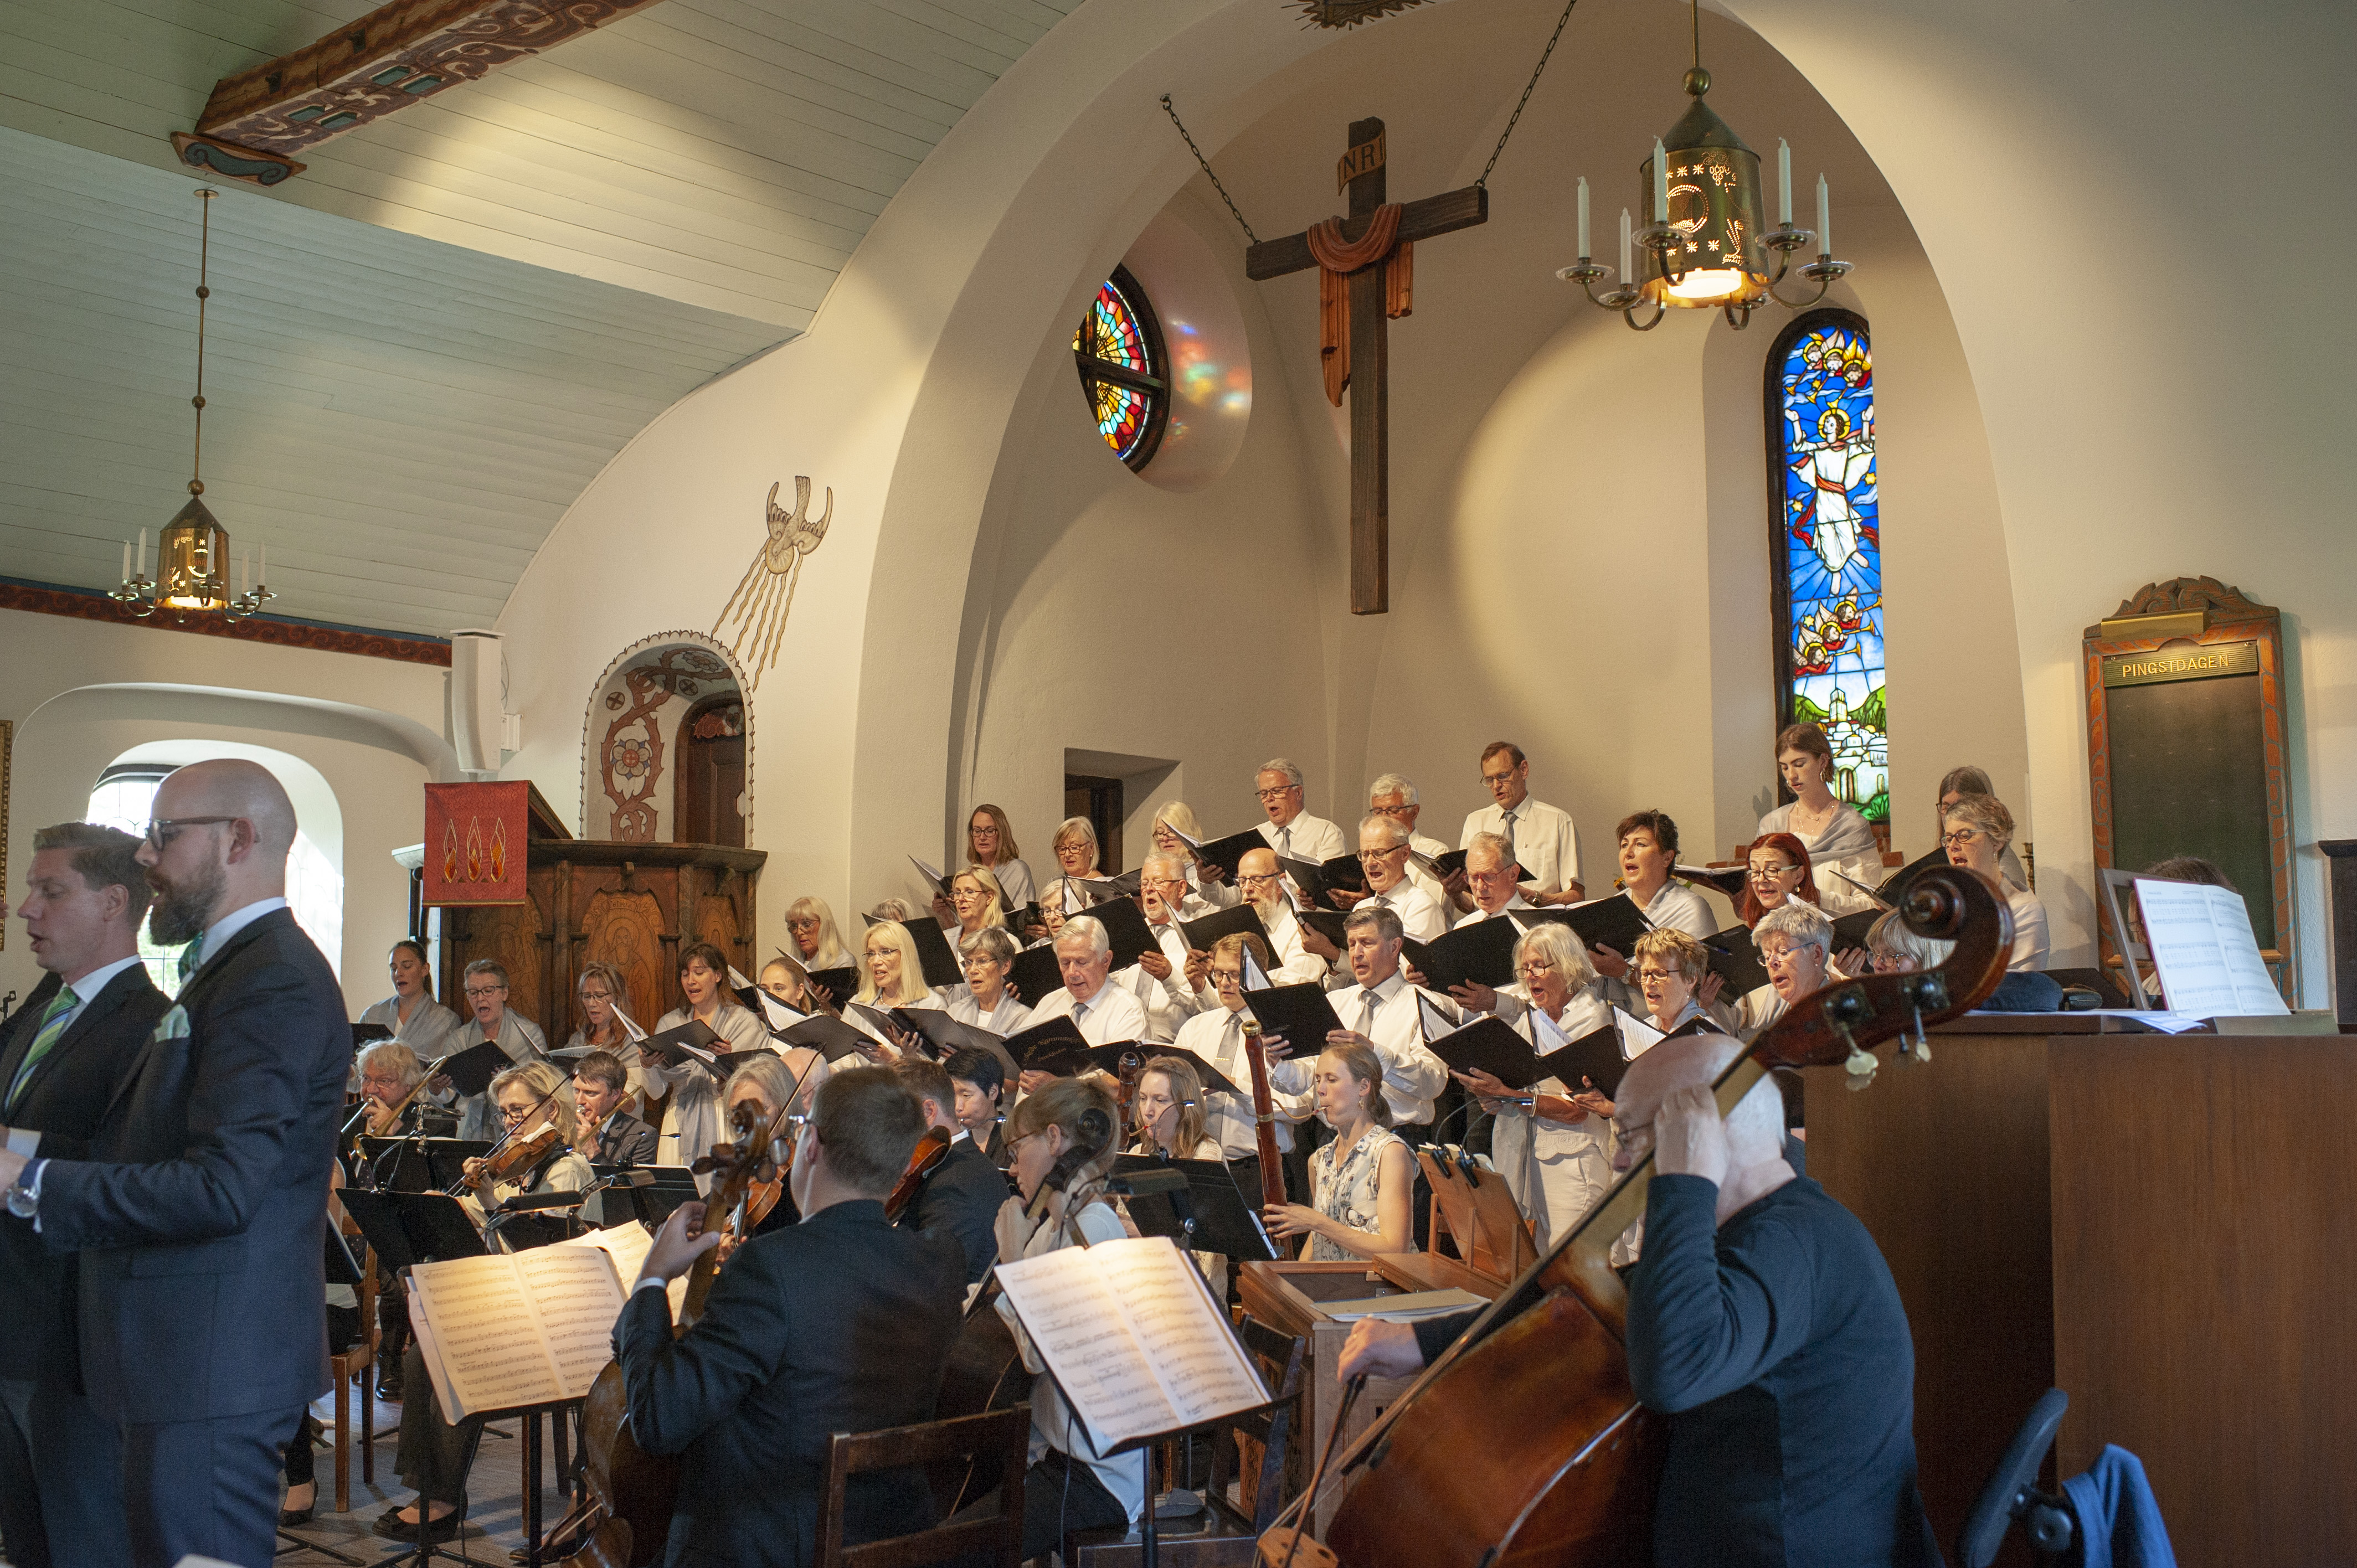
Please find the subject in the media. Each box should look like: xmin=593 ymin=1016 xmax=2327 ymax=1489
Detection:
xmin=1236 ymin=848 xmax=1327 ymax=986
xmin=1253 ymin=757 xmax=1346 ymax=866
xmin=1109 ymin=854 xmax=1214 ymax=1043
xmin=1459 ymin=741 xmax=1584 ymax=907
xmin=1267 ymin=906 xmax=1450 ymax=1131
xmin=1369 ymin=773 xmax=1452 ymax=905
xmin=1351 ymin=815 xmax=1447 ymax=944
xmin=1451 ymin=833 xmax=1532 ymax=930
xmin=1170 ymin=935 xmax=1313 ymax=1177
xmin=1021 ymin=916 xmax=1149 ymax=1092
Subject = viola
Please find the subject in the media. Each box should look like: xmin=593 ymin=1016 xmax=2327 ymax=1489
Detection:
xmin=1281 ymin=866 xmax=2013 ymax=1568
xmin=884 ymin=1125 xmax=954 ymax=1222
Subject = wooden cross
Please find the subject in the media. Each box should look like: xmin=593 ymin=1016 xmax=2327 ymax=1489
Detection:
xmin=1246 ymin=117 xmax=1488 ymax=615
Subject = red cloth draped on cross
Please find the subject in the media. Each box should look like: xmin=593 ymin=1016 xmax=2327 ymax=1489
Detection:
xmin=1305 ymin=204 xmax=1413 ymax=407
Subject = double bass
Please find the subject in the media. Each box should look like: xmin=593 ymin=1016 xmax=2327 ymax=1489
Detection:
xmin=1278 ymin=866 xmax=2012 ymax=1568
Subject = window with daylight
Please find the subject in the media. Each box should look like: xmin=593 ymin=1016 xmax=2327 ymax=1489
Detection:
xmin=1769 ymin=310 xmax=1887 ymax=824
xmin=1072 ymin=265 xmax=1170 ymax=471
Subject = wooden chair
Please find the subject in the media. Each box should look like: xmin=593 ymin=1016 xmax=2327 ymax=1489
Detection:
xmin=813 ymin=1405 xmax=1032 ymax=1568
xmin=327 ymin=1233 xmax=379 ymax=1512
xmin=1062 ymin=1319 xmax=1310 ymax=1567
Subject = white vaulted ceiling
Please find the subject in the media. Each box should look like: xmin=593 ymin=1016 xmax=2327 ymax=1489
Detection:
xmin=0 ymin=0 xmax=1077 ymax=636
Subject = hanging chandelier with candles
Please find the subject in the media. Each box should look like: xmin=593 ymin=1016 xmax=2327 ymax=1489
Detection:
xmin=1556 ymin=0 xmax=1852 ymax=330
xmin=112 ymin=187 xmax=274 ymax=622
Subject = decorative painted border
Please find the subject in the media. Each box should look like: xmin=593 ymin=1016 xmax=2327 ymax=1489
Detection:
xmin=0 ymin=579 xmax=451 ymax=667
xmin=2082 ymin=576 xmax=2293 ymax=998
xmin=578 ymin=630 xmax=754 ymax=842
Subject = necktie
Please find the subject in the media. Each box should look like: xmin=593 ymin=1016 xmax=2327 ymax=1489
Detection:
xmin=177 ymin=936 xmax=205 ymax=987
xmin=1358 ymin=988 xmax=1382 ymax=1036
xmin=7 ymin=985 xmax=79 ymax=1113
xmin=1500 ymin=808 xmax=1519 ymax=866
xmin=1279 ymin=825 xmax=1294 ymax=858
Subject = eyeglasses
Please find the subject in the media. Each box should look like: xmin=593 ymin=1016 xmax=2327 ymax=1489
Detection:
xmin=1005 ymin=1131 xmax=1042 ymax=1156
xmin=1209 ymin=967 xmax=1243 ymax=984
xmin=1940 ymin=828 xmax=1981 ymax=848
xmin=1480 ymin=771 xmax=1516 ymax=788
xmin=1237 ymin=873 xmax=1280 ymax=888
xmin=1635 ymin=966 xmax=1680 ymax=984
xmin=143 ymin=816 xmax=240 ymax=850
xmin=1358 ymin=847 xmax=1406 ymax=863
xmin=1514 ymin=960 xmax=1556 ymax=979
xmin=1255 ymin=786 xmax=1296 ymax=802
xmin=463 ymin=984 xmax=507 ymax=999
xmin=1748 ymin=860 xmax=1798 ymax=878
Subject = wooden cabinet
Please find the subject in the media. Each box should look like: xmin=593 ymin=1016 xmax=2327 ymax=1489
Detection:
xmin=434 ymin=839 xmax=764 ymax=1048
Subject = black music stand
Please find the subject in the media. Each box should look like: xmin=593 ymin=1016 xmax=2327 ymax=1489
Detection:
xmin=1111 ymin=1157 xmax=1279 ymax=1265
xmin=398 ymin=1395 xmax=578 ymax=1568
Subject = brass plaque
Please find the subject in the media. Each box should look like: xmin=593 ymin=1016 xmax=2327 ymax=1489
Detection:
xmin=2101 ymin=641 xmax=2258 ymax=688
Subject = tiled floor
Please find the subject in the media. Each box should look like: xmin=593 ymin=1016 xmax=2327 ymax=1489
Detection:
xmin=273 ymin=1384 xmax=575 ymax=1568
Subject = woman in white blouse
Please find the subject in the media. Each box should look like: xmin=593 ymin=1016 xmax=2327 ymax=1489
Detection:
xmin=358 ymin=939 xmax=461 ymax=1064
xmin=1758 ymin=723 xmax=1882 ymax=907
xmin=945 ymin=927 xmax=1033 ymax=1035
xmin=1942 ymin=793 xmax=2048 ymax=971
xmin=845 ymin=921 xmax=943 ymax=1061
xmin=647 ymin=942 xmax=771 ymax=1180
xmin=1451 ymin=922 xmax=1616 ymax=1247
xmin=1589 ymin=811 xmax=1717 ymax=1007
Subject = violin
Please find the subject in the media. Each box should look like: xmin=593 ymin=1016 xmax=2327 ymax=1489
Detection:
xmin=1276 ymin=865 xmax=2013 ymax=1568
xmin=480 ymin=1120 xmax=563 ymax=1185
xmin=884 ymin=1126 xmax=954 ymax=1222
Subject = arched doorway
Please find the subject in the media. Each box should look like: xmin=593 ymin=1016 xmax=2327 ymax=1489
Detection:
xmin=579 ymin=633 xmax=752 ymax=844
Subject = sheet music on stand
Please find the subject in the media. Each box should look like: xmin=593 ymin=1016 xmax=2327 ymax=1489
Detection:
xmin=1112 ymin=1154 xmax=1279 ymax=1264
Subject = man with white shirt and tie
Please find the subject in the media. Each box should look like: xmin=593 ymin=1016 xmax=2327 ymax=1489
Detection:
xmin=1265 ymin=906 xmax=1450 ymax=1137
xmin=1350 ymin=816 xmax=1446 ymax=945
xmin=1459 ymin=742 xmax=1584 ymax=909
xmin=1451 ymin=833 xmax=1532 ymax=930
xmin=1169 ymin=935 xmax=1313 ymax=1203
xmin=1253 ymin=758 xmax=1346 ymax=867
xmin=1108 ymin=854 xmax=1214 ymax=1043
xmin=1018 ymin=915 xmax=1149 ymax=1094
xmin=1368 ymin=773 xmax=1453 ymax=906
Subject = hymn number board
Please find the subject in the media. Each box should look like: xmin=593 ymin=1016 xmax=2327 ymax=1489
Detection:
xmin=2084 ymin=576 xmax=2293 ymax=989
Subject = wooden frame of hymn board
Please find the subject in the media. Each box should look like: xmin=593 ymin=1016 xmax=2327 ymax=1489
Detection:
xmin=2082 ymin=576 xmax=2295 ymax=999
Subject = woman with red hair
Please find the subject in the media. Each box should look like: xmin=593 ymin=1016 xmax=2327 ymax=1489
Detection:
xmin=1736 ymin=832 xmax=1823 ymax=927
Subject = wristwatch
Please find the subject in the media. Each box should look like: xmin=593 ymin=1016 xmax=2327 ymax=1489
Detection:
xmin=6 ymin=1159 xmax=43 ymax=1221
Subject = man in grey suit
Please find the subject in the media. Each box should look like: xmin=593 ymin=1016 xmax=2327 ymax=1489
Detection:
xmin=0 ymin=761 xmax=351 ymax=1568
xmin=0 ymin=823 xmax=169 ymax=1568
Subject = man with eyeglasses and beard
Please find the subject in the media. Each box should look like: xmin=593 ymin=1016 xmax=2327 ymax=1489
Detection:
xmin=0 ymin=760 xmax=350 ymax=1568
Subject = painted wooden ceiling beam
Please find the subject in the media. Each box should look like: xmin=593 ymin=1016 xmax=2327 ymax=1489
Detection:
xmin=172 ymin=0 xmax=674 ymax=187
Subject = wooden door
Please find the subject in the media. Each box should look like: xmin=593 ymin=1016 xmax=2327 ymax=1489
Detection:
xmin=676 ymin=696 xmax=746 ymax=848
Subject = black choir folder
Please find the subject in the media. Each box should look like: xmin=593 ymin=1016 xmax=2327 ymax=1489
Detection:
xmin=991 ymin=1235 xmax=1274 ymax=1454
xmin=1426 ymin=1015 xmax=1633 ymax=1097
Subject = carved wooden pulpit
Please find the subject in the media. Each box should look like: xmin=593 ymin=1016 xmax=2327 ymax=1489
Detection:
xmin=435 ymin=834 xmax=765 ymax=1053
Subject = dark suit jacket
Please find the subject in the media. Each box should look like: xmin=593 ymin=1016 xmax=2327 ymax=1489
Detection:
xmin=0 ymin=964 xmax=170 ymax=1383
xmin=618 ymin=1198 xmax=966 ymax=1568
xmin=589 ymin=1110 xmax=658 ymax=1167
xmin=898 ymin=1135 xmax=1006 ymax=1286
xmin=37 ymin=907 xmax=353 ymax=1425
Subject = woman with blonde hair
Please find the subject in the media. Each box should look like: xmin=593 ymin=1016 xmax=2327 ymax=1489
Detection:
xmin=845 ymin=921 xmax=944 ymax=1061
xmin=946 ymin=866 xmax=1009 ymax=937
xmin=785 ymin=896 xmax=852 ymax=974
xmin=1051 ymin=817 xmax=1104 ymax=883
xmin=1449 ymin=921 xmax=1614 ymax=1247
xmin=458 ymin=1061 xmax=591 ymax=1217
xmin=1942 ymin=793 xmax=2048 ymax=971
xmin=1150 ymin=800 xmax=1237 ymax=907
xmin=1127 ymin=1055 xmax=1220 ymax=1160
xmin=991 ymin=1077 xmax=1144 ymax=1557
xmin=1265 ymin=1038 xmax=1414 ymax=1262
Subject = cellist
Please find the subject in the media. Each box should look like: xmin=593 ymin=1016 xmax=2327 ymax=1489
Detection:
xmin=617 ymin=1067 xmax=966 ymax=1565
xmin=1341 ymin=1029 xmax=1940 ymax=1568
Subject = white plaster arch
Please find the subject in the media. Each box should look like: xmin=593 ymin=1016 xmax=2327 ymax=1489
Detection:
xmin=578 ymin=630 xmax=754 ymax=842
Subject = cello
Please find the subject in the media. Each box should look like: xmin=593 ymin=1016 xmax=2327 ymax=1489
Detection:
xmin=1276 ymin=865 xmax=2012 ymax=1568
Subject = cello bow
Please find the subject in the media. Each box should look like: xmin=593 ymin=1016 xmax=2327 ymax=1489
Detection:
xmin=1300 ymin=865 xmax=2014 ymax=1568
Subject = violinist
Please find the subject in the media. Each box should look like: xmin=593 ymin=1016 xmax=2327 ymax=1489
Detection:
xmin=713 ymin=1051 xmax=823 ymax=1242
xmin=888 ymin=1056 xmax=1002 ymax=1285
xmin=572 ymin=1050 xmax=656 ymax=1167
xmin=1340 ymin=1030 xmax=1940 ymax=1568
xmin=617 ymin=1069 xmax=966 ymax=1566
xmin=352 ymin=1041 xmax=456 ymax=1141
xmin=942 ymin=1046 xmax=1009 ymax=1167
xmin=380 ymin=1063 xmax=589 ymax=1545
xmin=990 ymin=1077 xmax=1145 ymax=1558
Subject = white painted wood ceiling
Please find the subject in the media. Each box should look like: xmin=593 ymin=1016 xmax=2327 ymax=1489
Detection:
xmin=0 ymin=0 xmax=1077 ymax=636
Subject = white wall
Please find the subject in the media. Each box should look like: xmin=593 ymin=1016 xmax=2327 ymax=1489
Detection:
xmin=0 ymin=608 xmax=455 ymax=1012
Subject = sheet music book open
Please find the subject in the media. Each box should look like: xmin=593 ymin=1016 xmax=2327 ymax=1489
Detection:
xmin=405 ymin=1223 xmax=680 ymax=1422
xmin=2133 ymin=877 xmax=2288 ymax=1018
xmin=992 ymin=1235 xmax=1272 ymax=1454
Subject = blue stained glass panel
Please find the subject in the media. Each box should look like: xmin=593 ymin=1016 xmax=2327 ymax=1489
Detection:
xmin=1775 ymin=319 xmax=1887 ymax=822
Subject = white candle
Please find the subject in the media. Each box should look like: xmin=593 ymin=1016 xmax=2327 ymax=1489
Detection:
xmin=1619 ymin=207 xmax=1634 ymax=283
xmin=122 ymin=539 xmax=131 ymax=582
xmin=1817 ymin=174 xmax=1831 ymax=256
xmin=1578 ymin=176 xmax=1591 ymax=259
xmin=1653 ymin=138 xmax=1669 ymax=222
xmin=136 ymin=527 xmax=147 ymax=579
xmin=1778 ymin=139 xmax=1793 ymax=225
xmin=259 ymin=540 xmax=267 ymax=587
